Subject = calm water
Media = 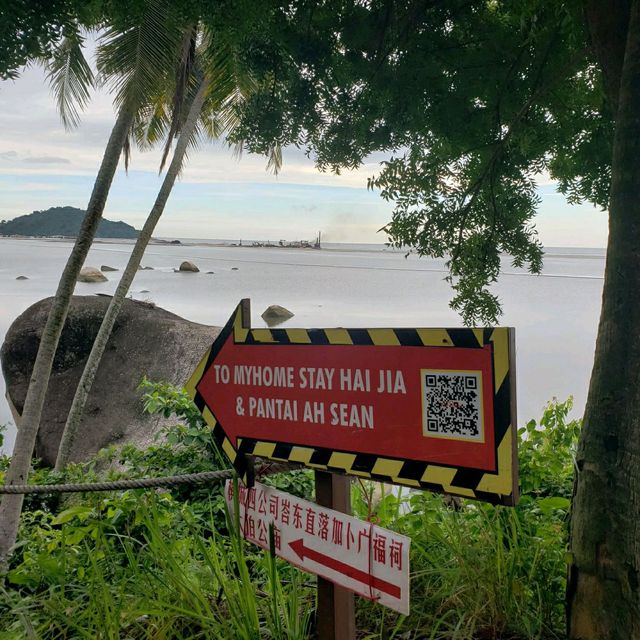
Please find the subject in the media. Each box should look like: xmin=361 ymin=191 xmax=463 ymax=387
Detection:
xmin=0 ymin=238 xmax=605 ymax=453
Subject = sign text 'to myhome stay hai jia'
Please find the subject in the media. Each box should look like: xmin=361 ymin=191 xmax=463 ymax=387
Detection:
xmin=187 ymin=300 xmax=518 ymax=505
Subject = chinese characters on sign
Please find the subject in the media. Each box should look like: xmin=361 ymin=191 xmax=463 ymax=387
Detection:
xmin=225 ymin=480 xmax=411 ymax=615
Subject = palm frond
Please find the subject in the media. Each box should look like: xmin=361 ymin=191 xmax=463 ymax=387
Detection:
xmin=123 ymin=120 xmax=140 ymax=173
xmin=170 ymin=77 xmax=209 ymax=179
xmin=134 ymin=98 xmax=170 ymax=150
xmin=198 ymin=25 xmax=281 ymax=174
xmin=159 ymin=25 xmax=199 ymax=173
xmin=102 ymin=14 xmax=282 ymax=177
xmin=46 ymin=33 xmax=94 ymax=129
xmin=96 ymin=0 xmax=183 ymax=113
xmin=265 ymin=142 xmax=283 ymax=174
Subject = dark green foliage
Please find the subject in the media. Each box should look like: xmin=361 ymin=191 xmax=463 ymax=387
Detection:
xmin=518 ymin=397 xmax=579 ymax=500
xmin=0 ymin=383 xmax=578 ymax=638
xmin=0 ymin=0 xmax=80 ymax=80
xmin=0 ymin=381 xmax=315 ymax=639
xmin=0 ymin=206 xmax=139 ymax=238
xmin=231 ymin=0 xmax=611 ymax=323
xmin=353 ymin=398 xmax=578 ymax=639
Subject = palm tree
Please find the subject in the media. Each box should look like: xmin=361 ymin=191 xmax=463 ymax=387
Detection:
xmin=55 ymin=28 xmax=281 ymax=469
xmin=0 ymin=0 xmax=191 ymax=565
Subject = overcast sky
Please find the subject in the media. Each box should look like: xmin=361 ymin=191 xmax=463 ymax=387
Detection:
xmin=0 ymin=61 xmax=608 ymax=247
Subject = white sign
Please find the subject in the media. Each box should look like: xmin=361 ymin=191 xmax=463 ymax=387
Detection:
xmin=225 ymin=480 xmax=411 ymax=615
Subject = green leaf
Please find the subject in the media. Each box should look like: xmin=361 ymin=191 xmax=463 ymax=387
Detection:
xmin=537 ymin=497 xmax=571 ymax=512
xmin=46 ymin=32 xmax=95 ymax=129
xmin=7 ymin=567 xmax=37 ymax=587
xmin=52 ymin=506 xmax=93 ymax=525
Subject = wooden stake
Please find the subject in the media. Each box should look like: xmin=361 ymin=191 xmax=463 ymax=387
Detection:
xmin=315 ymin=471 xmax=356 ymax=640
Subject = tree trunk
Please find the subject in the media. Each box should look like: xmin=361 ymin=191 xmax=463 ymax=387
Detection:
xmin=568 ymin=2 xmax=640 ymax=637
xmin=55 ymin=78 xmax=209 ymax=470
xmin=0 ymin=105 xmax=134 ymax=567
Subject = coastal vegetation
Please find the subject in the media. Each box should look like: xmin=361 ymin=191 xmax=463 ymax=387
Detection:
xmin=0 ymin=384 xmax=577 ymax=639
xmin=2 ymin=1 xmax=640 ymax=637
xmin=55 ymin=15 xmax=282 ymax=472
xmin=0 ymin=207 xmax=138 ymax=239
xmin=0 ymin=0 xmax=285 ymax=563
xmin=231 ymin=3 xmax=640 ymax=636
xmin=0 ymin=0 xmax=194 ymax=565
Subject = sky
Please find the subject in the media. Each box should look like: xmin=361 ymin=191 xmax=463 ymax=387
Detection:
xmin=0 ymin=61 xmax=609 ymax=247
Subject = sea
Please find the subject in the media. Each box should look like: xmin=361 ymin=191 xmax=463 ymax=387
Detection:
xmin=0 ymin=237 xmax=605 ymax=454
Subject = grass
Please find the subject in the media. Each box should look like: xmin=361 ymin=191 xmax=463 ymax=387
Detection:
xmin=0 ymin=492 xmax=314 ymax=639
xmin=0 ymin=389 xmax=578 ymax=639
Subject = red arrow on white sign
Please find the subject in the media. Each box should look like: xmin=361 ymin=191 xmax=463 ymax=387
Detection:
xmin=225 ymin=480 xmax=411 ymax=615
xmin=288 ymin=538 xmax=401 ymax=598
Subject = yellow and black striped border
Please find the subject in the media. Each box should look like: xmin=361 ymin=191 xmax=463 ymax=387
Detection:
xmin=186 ymin=301 xmax=518 ymax=506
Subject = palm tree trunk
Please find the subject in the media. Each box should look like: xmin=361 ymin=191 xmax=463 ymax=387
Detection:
xmin=55 ymin=78 xmax=209 ymax=470
xmin=0 ymin=105 xmax=134 ymax=567
xmin=568 ymin=1 xmax=640 ymax=637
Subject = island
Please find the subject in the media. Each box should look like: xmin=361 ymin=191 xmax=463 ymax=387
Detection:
xmin=0 ymin=206 xmax=139 ymax=239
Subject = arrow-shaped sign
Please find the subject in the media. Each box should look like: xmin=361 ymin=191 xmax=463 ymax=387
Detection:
xmin=289 ymin=538 xmax=400 ymax=598
xmin=187 ymin=300 xmax=518 ymax=505
xmin=226 ymin=480 xmax=411 ymax=615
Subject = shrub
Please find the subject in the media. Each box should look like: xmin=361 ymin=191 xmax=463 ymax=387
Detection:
xmin=0 ymin=383 xmax=579 ymax=639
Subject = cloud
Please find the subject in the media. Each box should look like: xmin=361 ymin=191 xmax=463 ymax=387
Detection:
xmin=23 ymin=156 xmax=71 ymax=165
xmin=0 ymin=151 xmax=18 ymax=159
xmin=1 ymin=181 xmax=63 ymax=192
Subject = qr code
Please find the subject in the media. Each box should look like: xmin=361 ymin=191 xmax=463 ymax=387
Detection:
xmin=421 ymin=370 xmax=484 ymax=442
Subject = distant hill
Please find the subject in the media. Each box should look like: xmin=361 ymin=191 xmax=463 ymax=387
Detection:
xmin=0 ymin=206 xmax=139 ymax=239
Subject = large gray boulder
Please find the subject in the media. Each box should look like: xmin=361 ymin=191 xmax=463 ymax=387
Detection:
xmin=1 ymin=296 xmax=219 ymax=466
xmin=78 ymin=267 xmax=107 ymax=283
xmin=178 ymin=261 xmax=199 ymax=272
xmin=261 ymin=305 xmax=294 ymax=327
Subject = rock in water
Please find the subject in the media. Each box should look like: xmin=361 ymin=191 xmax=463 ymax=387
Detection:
xmin=15 ymin=275 xmax=28 ymax=280
xmin=101 ymin=265 xmax=118 ymax=272
xmin=78 ymin=267 xmax=108 ymax=283
xmin=261 ymin=305 xmax=294 ymax=327
xmin=0 ymin=296 xmax=220 ymax=465
xmin=178 ymin=261 xmax=199 ymax=272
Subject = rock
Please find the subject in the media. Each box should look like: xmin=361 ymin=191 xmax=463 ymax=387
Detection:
xmin=261 ymin=305 xmax=294 ymax=327
xmin=1 ymin=296 xmax=219 ymax=465
xmin=206 ymin=271 xmax=215 ymax=275
xmin=15 ymin=276 xmax=28 ymax=280
xmin=78 ymin=267 xmax=108 ymax=283
xmin=101 ymin=265 xmax=118 ymax=272
xmin=141 ymin=266 xmax=154 ymax=270
xmin=178 ymin=261 xmax=199 ymax=272
xmin=140 ymin=290 xmax=150 ymax=293
xmin=170 ymin=240 xmax=181 ymax=245
xmin=231 ymin=267 xmax=239 ymax=271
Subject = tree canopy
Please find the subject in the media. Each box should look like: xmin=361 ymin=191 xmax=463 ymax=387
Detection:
xmin=230 ymin=0 xmax=612 ymax=322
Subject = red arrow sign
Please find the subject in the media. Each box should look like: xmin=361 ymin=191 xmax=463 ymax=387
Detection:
xmin=289 ymin=538 xmax=401 ymax=599
xmin=194 ymin=303 xmax=497 ymax=471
